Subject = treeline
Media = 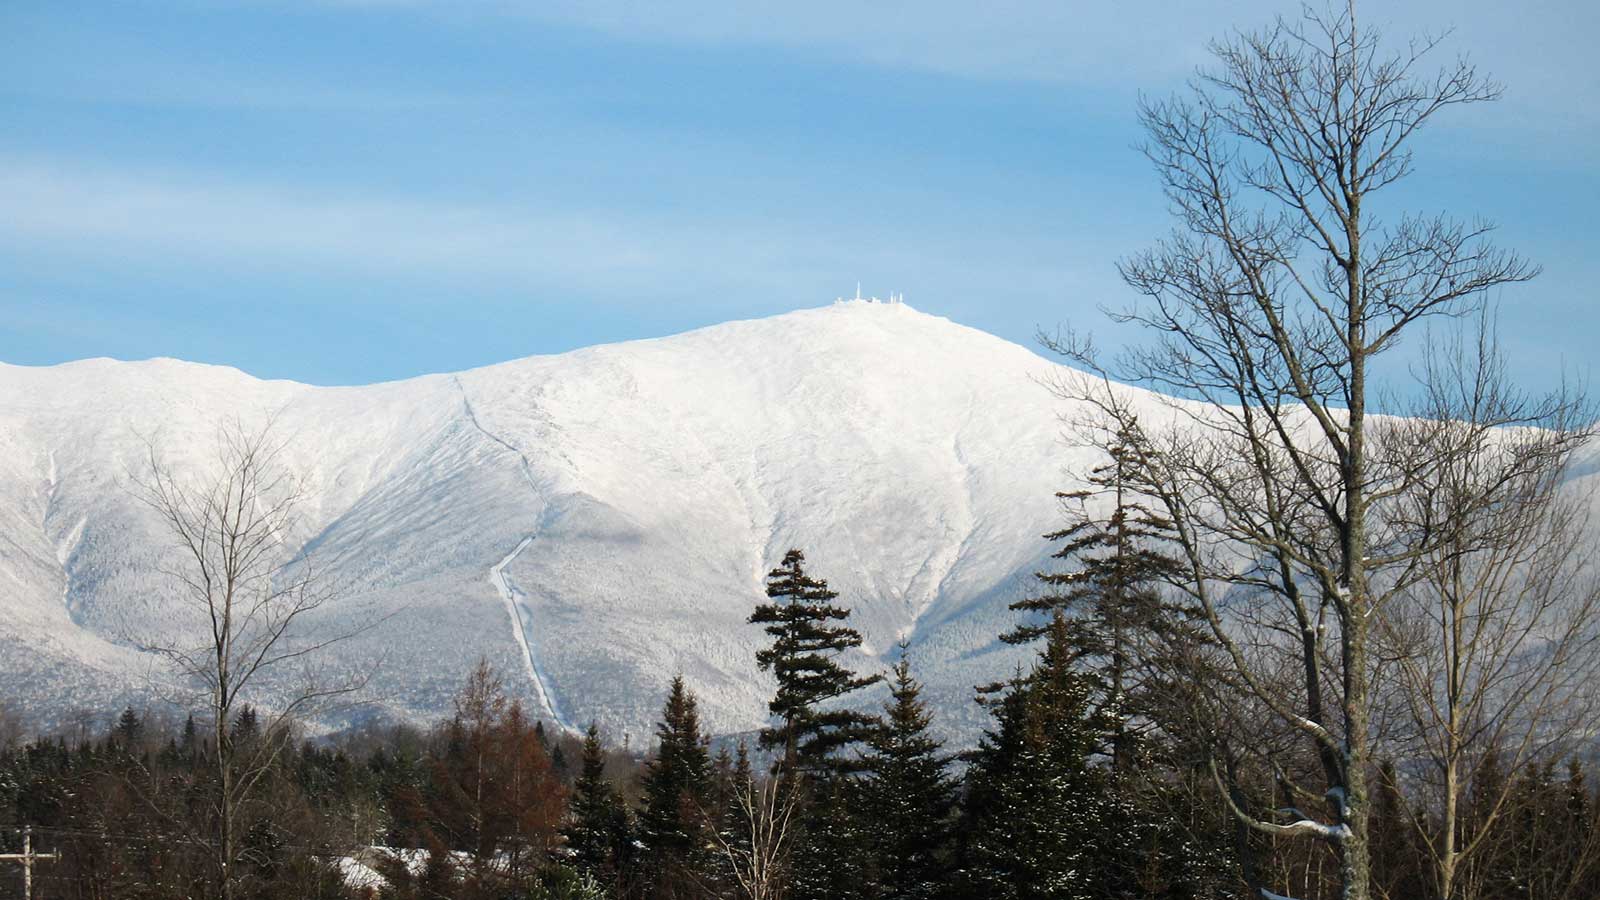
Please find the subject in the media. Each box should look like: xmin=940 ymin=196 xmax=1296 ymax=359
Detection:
xmin=4 ymin=541 xmax=1600 ymax=899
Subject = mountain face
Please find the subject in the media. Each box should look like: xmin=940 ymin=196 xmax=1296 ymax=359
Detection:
xmin=0 ymin=301 xmax=1129 ymax=744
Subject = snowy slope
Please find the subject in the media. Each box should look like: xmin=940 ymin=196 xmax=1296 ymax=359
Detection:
xmin=0 ymin=300 xmax=1145 ymax=743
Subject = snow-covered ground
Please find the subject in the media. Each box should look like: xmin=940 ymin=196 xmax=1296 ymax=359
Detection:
xmin=0 ymin=300 xmax=1191 ymax=743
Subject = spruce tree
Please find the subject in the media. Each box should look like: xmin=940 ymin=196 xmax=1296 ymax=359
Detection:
xmin=786 ymin=777 xmax=872 ymax=900
xmin=639 ymin=676 xmax=717 ymax=899
xmin=564 ymin=722 xmax=634 ymax=890
xmin=180 ymin=713 xmax=200 ymax=763
xmin=750 ymin=549 xmax=882 ymax=775
xmin=733 ymin=740 xmax=752 ymax=785
xmin=1562 ymin=759 xmax=1600 ymax=895
xmin=959 ymin=613 xmax=1123 ymax=900
xmin=230 ymin=705 xmax=260 ymax=746
xmin=861 ymin=653 xmax=957 ymax=900
xmin=114 ymin=707 xmax=143 ymax=750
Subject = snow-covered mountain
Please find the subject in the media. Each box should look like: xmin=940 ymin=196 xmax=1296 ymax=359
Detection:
xmin=0 ymin=300 xmax=1132 ymax=744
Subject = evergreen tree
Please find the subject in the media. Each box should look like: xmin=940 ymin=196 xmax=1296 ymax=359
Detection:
xmin=1564 ymin=759 xmax=1597 ymax=891
xmin=113 ymin=707 xmax=143 ymax=751
xmin=551 ymin=741 xmax=571 ymax=783
xmin=1464 ymin=745 xmax=1510 ymax=895
xmin=717 ymin=740 xmax=757 ymax=870
xmin=564 ymin=722 xmax=634 ymax=890
xmin=1006 ymin=429 xmax=1195 ymax=770
xmin=528 ymin=864 xmax=610 ymax=900
xmin=230 ymin=705 xmax=260 ymax=747
xmin=1370 ymin=760 xmax=1425 ymax=900
xmin=639 ymin=676 xmax=717 ymax=899
xmin=959 ymin=613 xmax=1124 ymax=900
xmin=750 ymin=549 xmax=883 ymax=775
xmin=179 ymin=713 xmax=200 ymax=764
xmin=786 ymin=777 xmax=872 ymax=900
xmin=733 ymin=740 xmax=753 ymax=786
xmin=860 ymin=653 xmax=957 ymax=900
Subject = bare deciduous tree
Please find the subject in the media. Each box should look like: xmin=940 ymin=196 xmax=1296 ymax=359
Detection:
xmin=1043 ymin=5 xmax=1584 ymax=899
xmin=707 ymin=768 xmax=803 ymax=900
xmin=1375 ymin=327 xmax=1598 ymax=900
xmin=134 ymin=419 xmax=369 ymax=900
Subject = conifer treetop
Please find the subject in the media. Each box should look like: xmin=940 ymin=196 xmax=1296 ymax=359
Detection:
xmin=750 ymin=549 xmax=883 ymax=775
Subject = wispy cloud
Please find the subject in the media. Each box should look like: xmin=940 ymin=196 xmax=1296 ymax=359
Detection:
xmin=11 ymin=78 xmax=491 ymax=114
xmin=310 ymin=0 xmax=1598 ymax=137
xmin=318 ymin=0 xmax=1265 ymax=86
xmin=0 ymin=158 xmax=1083 ymax=305
xmin=0 ymin=158 xmax=764 ymax=288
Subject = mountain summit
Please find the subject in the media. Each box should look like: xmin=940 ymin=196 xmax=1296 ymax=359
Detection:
xmin=0 ymin=301 xmax=1109 ymax=741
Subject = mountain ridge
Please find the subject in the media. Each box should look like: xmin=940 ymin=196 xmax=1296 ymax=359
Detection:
xmin=0 ymin=300 xmax=1110 ymax=743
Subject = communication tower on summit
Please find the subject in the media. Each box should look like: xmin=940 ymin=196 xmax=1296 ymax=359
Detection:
xmin=840 ymin=284 xmax=905 ymax=304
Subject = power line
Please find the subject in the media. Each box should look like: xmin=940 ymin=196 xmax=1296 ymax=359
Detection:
xmin=0 ymin=827 xmax=60 ymax=900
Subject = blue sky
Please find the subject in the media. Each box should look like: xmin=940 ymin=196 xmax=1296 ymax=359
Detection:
xmin=2 ymin=1 xmax=1595 ymax=389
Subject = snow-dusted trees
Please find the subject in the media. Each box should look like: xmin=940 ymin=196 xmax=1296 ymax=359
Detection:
xmin=959 ymin=613 xmax=1122 ymax=899
xmin=638 ymin=676 xmax=717 ymax=899
xmin=134 ymin=419 xmax=372 ymax=900
xmin=1043 ymin=6 xmax=1587 ymax=898
xmin=860 ymin=654 xmax=957 ymax=900
xmin=564 ymin=722 xmax=636 ymax=892
xmin=709 ymin=753 xmax=804 ymax=900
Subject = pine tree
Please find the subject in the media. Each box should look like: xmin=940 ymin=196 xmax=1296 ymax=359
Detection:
xmin=860 ymin=652 xmax=957 ymax=900
xmin=734 ymin=740 xmax=753 ymax=786
xmin=551 ymin=742 xmax=571 ymax=783
xmin=750 ymin=549 xmax=883 ymax=775
xmin=1006 ymin=429 xmax=1196 ymax=770
xmin=959 ymin=613 xmax=1123 ymax=900
xmin=639 ymin=676 xmax=717 ymax=899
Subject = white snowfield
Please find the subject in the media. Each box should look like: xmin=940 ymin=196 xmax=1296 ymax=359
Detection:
xmin=0 ymin=300 xmax=1163 ymax=743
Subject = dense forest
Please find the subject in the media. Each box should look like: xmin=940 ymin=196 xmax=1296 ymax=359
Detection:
xmin=4 ymin=541 xmax=1600 ymax=900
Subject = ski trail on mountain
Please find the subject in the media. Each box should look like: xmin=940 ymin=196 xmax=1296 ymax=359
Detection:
xmin=454 ymin=376 xmax=575 ymax=733
xmin=488 ymin=536 xmax=562 ymax=720
xmin=42 ymin=451 xmax=88 ymax=622
xmin=921 ymin=397 xmax=981 ymax=630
